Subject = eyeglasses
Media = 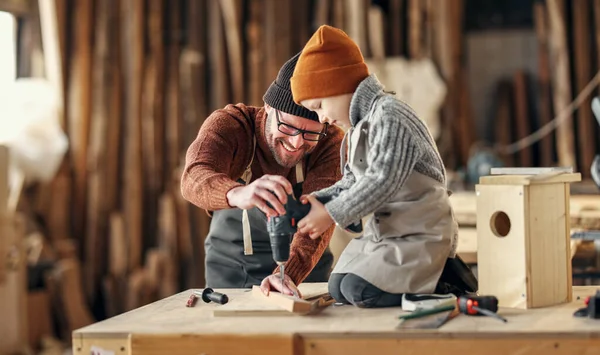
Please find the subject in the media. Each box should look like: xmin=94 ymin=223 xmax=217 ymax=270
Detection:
xmin=275 ymin=110 xmax=328 ymax=142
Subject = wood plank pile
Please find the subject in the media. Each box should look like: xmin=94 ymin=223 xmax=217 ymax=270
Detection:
xmin=491 ymin=0 xmax=600 ymax=180
xmin=3 ymin=0 xmax=600 ymax=347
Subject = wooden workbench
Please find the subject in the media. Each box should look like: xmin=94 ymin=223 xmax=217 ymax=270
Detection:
xmin=73 ymin=284 xmax=600 ymax=355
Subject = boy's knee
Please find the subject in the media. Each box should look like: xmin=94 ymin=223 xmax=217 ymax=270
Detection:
xmin=328 ymin=273 xmax=349 ymax=304
xmin=339 ymin=273 xmax=379 ymax=308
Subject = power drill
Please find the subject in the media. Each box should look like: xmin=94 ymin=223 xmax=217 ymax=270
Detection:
xmin=266 ymin=193 xmax=362 ymax=289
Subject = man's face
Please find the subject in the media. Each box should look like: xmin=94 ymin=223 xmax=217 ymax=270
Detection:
xmin=265 ymin=105 xmax=326 ymax=168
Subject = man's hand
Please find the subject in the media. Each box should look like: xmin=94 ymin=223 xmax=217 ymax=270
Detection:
xmin=297 ymin=195 xmax=334 ymax=239
xmin=260 ymin=273 xmax=302 ymax=298
xmin=226 ymin=175 xmax=293 ymax=217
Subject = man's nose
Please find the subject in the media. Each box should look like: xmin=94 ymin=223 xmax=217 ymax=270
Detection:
xmin=288 ymin=134 xmax=304 ymax=148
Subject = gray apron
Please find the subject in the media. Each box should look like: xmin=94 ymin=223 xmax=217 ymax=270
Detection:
xmin=331 ymin=117 xmax=458 ymax=294
xmin=204 ymin=140 xmax=334 ymax=288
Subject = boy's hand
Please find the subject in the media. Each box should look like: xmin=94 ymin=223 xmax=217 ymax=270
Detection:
xmin=297 ymin=195 xmax=334 ymax=239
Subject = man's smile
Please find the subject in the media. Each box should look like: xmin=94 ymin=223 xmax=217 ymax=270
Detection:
xmin=280 ymin=140 xmax=301 ymax=153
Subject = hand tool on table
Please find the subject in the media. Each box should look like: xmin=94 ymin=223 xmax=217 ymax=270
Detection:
xmin=266 ymin=193 xmax=362 ymax=294
xmin=573 ymin=290 xmax=600 ymax=319
xmin=186 ymin=288 xmax=229 ymax=307
xmin=458 ymin=295 xmax=507 ymax=322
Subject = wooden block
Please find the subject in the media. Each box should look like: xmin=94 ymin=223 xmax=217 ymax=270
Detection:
xmin=251 ymin=286 xmax=314 ymax=314
xmin=478 ymin=172 xmax=581 ymax=186
xmin=476 ymin=173 xmax=580 ymax=309
xmin=490 ymin=167 xmax=574 ymax=175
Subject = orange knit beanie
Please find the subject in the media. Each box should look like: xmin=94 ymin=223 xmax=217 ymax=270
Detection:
xmin=291 ymin=25 xmax=369 ymax=105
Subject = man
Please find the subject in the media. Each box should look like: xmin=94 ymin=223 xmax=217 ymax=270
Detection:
xmin=180 ymin=52 xmax=345 ymax=295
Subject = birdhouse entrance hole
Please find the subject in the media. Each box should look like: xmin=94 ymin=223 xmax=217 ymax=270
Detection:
xmin=490 ymin=211 xmax=511 ymax=237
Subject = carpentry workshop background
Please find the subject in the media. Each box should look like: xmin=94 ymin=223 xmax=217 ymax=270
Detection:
xmin=1 ymin=0 xmax=600 ymax=353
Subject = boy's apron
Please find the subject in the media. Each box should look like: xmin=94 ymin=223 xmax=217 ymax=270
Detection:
xmin=204 ymin=139 xmax=334 ymax=288
xmin=330 ymin=117 xmax=458 ymax=294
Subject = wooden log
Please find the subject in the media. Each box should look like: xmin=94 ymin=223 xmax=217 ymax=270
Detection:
xmin=121 ymin=0 xmax=145 ymax=271
xmin=533 ymin=2 xmax=555 ymax=167
xmin=572 ymin=0 xmax=595 ymax=178
xmin=547 ymin=0 xmax=576 ymax=169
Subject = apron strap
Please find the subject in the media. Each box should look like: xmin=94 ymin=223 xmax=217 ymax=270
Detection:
xmin=242 ymin=135 xmax=257 ymax=256
xmin=295 ymin=161 xmax=304 ymax=184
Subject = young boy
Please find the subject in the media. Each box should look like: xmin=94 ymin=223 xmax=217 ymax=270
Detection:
xmin=290 ymin=25 xmax=475 ymax=308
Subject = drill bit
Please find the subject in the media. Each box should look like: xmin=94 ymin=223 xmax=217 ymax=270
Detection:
xmin=279 ymin=264 xmax=285 ymax=291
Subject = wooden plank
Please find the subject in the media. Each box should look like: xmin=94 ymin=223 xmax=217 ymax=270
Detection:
xmin=547 ymin=0 xmax=576 ymax=169
xmin=0 ymin=0 xmax=31 ymax=15
xmin=572 ymin=0 xmax=595 ymax=178
xmin=478 ymin=173 xmax=581 ymax=186
xmin=122 ymin=0 xmax=145 ymax=271
xmin=533 ymin=2 xmax=555 ymax=167
xmin=208 ymin=0 xmax=229 ymax=111
xmin=387 ymin=0 xmax=404 ymax=56
xmin=409 ymin=0 xmax=422 ymax=59
xmin=490 ymin=167 xmax=573 ymax=175
xmin=527 ymin=184 xmax=570 ymax=307
xmin=246 ymin=0 xmax=265 ymax=107
xmin=0 ymin=215 xmax=28 ymax=354
xmin=476 ymin=184 xmax=528 ymax=309
xmin=67 ymin=0 xmax=93 ymax=250
xmin=512 ymin=70 xmax=533 ymax=167
xmin=165 ymin=0 xmax=181 ymax=179
xmin=346 ymin=0 xmax=370 ymax=57
xmin=105 ymin=0 xmax=123 ymax=212
xmin=0 ymin=145 xmax=7 ymax=217
xmin=84 ymin=0 xmax=112 ymax=304
xmin=219 ymin=0 xmax=244 ymax=104
xmin=250 ymin=286 xmax=315 ymax=314
xmin=494 ymin=80 xmax=515 ymax=167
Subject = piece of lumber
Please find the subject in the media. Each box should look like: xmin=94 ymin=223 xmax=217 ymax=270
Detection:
xmin=27 ymin=290 xmax=53 ymax=349
xmin=219 ymin=0 xmax=244 ymax=104
xmin=0 ymin=215 xmax=28 ymax=354
xmin=122 ymin=0 xmax=144 ymax=270
xmin=547 ymin=0 xmax=576 ymax=169
xmin=478 ymin=172 xmax=581 ymax=186
xmin=387 ymin=0 xmax=404 ymax=56
xmin=512 ymin=70 xmax=533 ymax=167
xmin=165 ymin=0 xmax=181 ymax=178
xmin=208 ymin=0 xmax=229 ymax=111
xmin=67 ymin=0 xmax=93 ymax=246
xmin=490 ymin=167 xmax=573 ymax=175
xmin=409 ymin=0 xmax=422 ymax=59
xmin=533 ymin=1 xmax=555 ymax=167
xmin=251 ymin=286 xmax=320 ymax=314
xmin=572 ymin=0 xmax=595 ymax=179
xmin=85 ymin=0 xmax=112 ymax=304
xmin=346 ymin=0 xmax=370 ymax=57
xmin=246 ymin=0 xmax=265 ymax=107
xmin=494 ymin=80 xmax=515 ymax=166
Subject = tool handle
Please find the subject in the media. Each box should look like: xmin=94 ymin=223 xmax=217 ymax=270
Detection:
xmin=458 ymin=295 xmax=499 ymax=315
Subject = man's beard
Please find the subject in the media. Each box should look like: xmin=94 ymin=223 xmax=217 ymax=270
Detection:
xmin=265 ymin=114 xmax=314 ymax=168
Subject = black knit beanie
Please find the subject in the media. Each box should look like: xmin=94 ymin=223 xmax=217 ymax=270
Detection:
xmin=263 ymin=51 xmax=319 ymax=121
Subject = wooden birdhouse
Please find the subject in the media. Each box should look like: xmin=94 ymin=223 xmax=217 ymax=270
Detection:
xmin=475 ymin=168 xmax=581 ymax=309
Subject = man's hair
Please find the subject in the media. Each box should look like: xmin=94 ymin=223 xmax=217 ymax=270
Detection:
xmin=263 ymin=52 xmax=319 ymax=122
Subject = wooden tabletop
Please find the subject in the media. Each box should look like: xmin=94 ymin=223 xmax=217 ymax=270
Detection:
xmin=72 ymin=283 xmax=600 ymax=355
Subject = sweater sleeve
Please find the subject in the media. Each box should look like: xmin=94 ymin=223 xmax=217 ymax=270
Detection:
xmin=279 ymin=126 xmax=344 ymax=285
xmin=180 ymin=105 xmax=254 ymax=211
xmin=324 ymin=112 xmax=423 ymax=228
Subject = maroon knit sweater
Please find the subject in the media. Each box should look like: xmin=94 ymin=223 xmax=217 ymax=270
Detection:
xmin=181 ymin=103 xmax=344 ymax=285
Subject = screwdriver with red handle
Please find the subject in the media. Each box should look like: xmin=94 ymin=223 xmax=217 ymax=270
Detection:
xmin=458 ymin=295 xmax=508 ymax=323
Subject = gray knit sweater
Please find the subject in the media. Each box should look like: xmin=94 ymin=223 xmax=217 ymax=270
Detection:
xmin=314 ymin=74 xmax=447 ymax=228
